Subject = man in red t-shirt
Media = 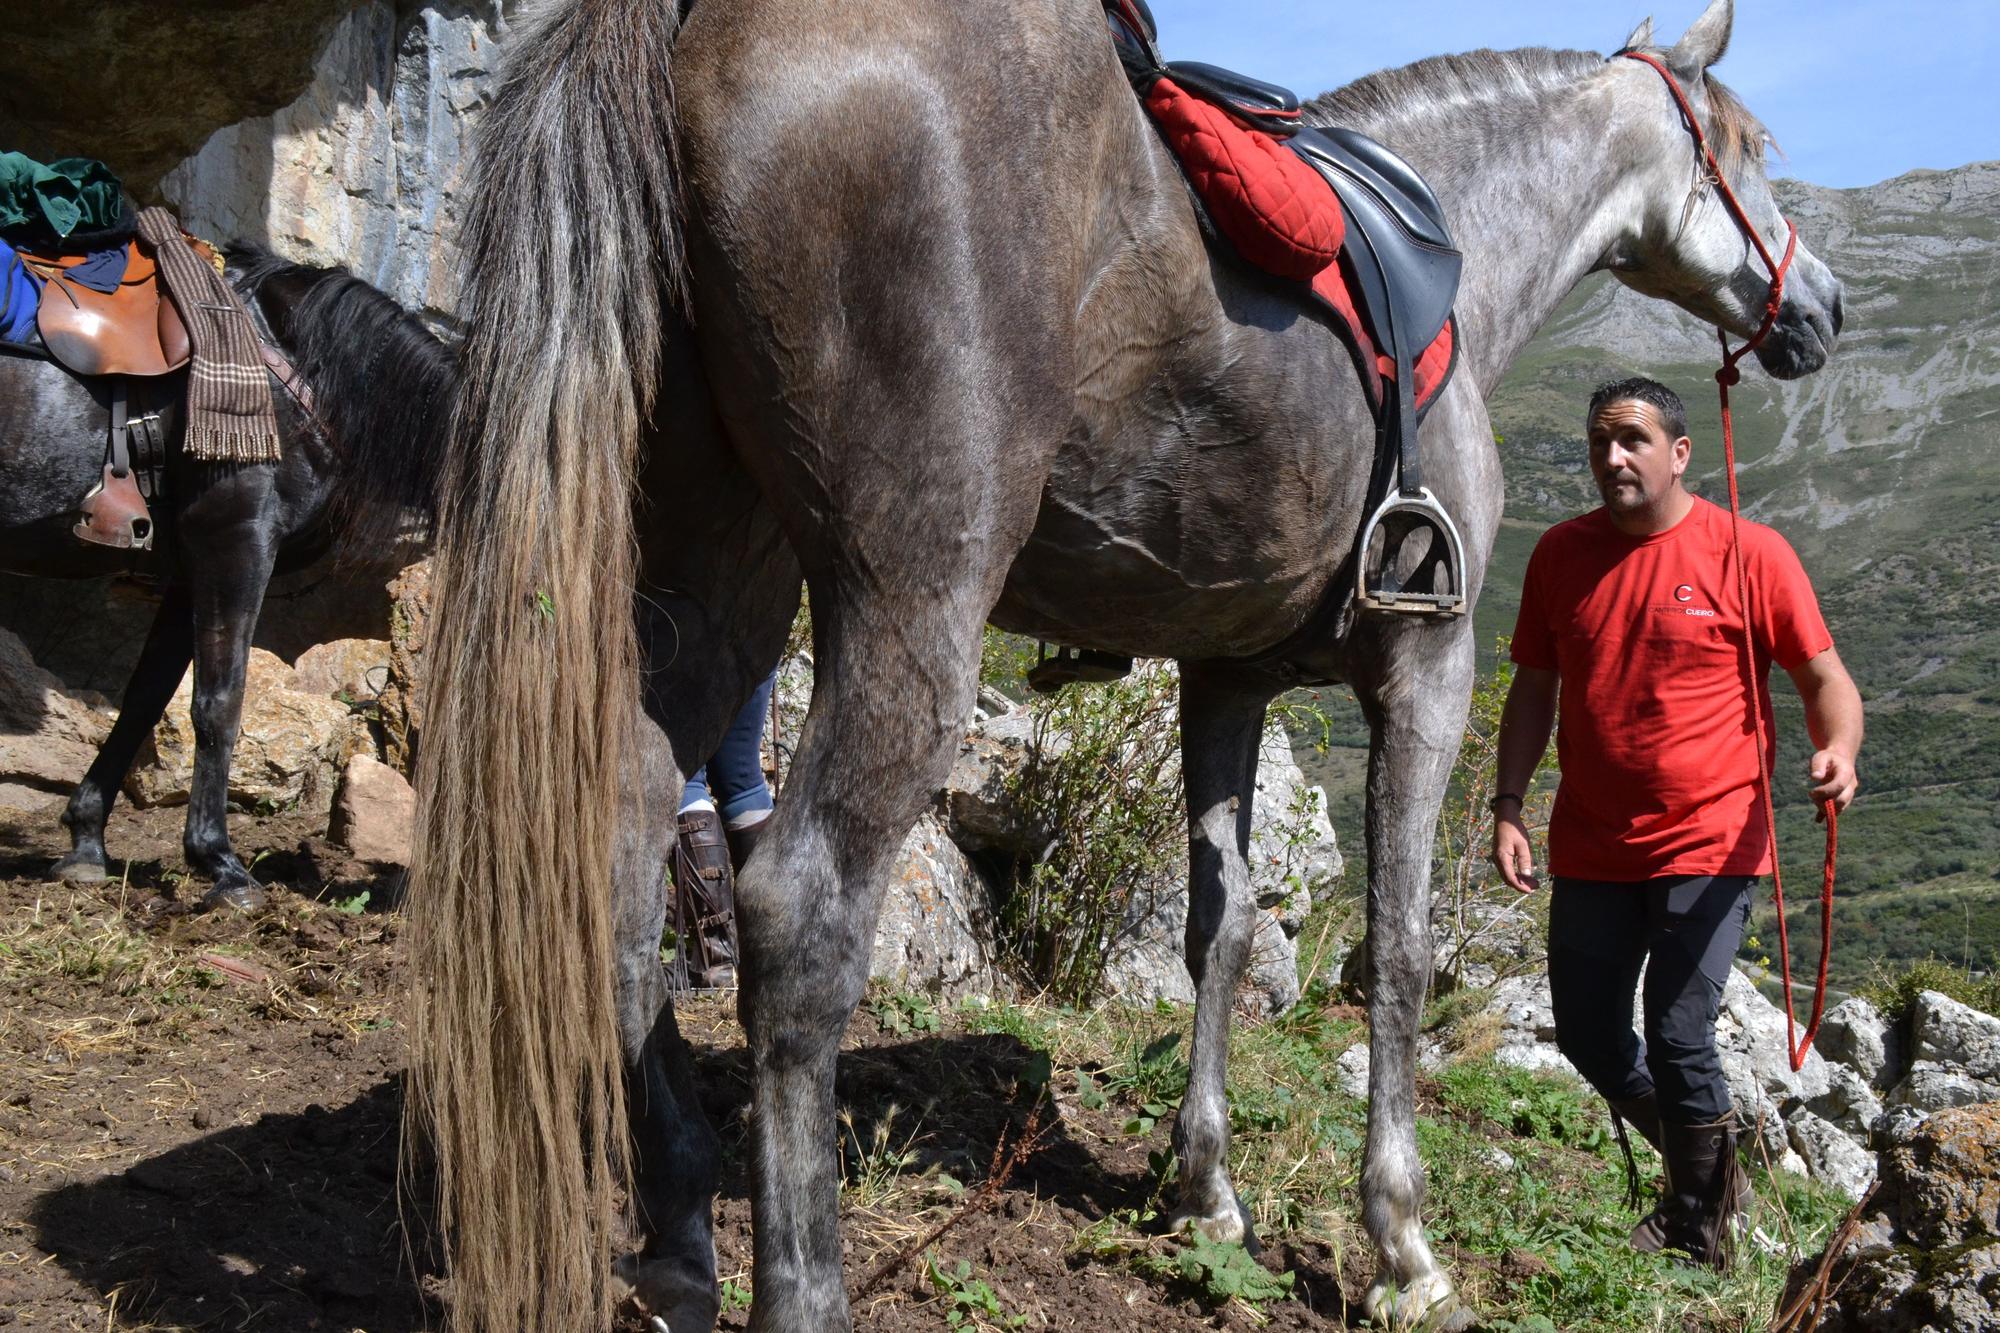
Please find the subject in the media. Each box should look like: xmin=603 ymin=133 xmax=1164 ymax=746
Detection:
xmin=1491 ymin=377 xmax=1861 ymax=1269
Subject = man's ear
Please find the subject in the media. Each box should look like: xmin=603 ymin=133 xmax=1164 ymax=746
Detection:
xmin=1672 ymin=434 xmax=1693 ymax=479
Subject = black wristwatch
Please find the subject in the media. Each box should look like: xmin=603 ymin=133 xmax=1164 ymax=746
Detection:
xmin=1488 ymin=792 xmax=1524 ymax=814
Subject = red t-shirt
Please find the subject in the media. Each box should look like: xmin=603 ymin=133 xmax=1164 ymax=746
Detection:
xmin=1510 ymin=498 xmax=1833 ymax=881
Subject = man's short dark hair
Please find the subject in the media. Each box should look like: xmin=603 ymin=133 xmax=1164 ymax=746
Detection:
xmin=1587 ymin=377 xmax=1688 ymax=439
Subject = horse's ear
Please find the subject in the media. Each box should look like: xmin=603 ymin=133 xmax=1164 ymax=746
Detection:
xmin=1622 ymin=16 xmax=1655 ymax=52
xmin=1667 ymin=0 xmax=1733 ymax=76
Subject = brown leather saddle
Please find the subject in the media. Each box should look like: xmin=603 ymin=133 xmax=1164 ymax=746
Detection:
xmin=22 ymin=241 xmax=193 ymax=378
xmin=17 ymin=238 xmax=214 ymax=551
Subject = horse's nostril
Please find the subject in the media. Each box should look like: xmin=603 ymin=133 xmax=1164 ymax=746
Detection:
xmin=1831 ymin=289 xmax=1845 ymax=337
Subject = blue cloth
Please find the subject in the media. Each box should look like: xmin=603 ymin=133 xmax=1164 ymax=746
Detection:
xmin=64 ymin=246 xmax=127 ymax=294
xmin=0 ymin=237 xmax=42 ymax=344
xmin=681 ymin=670 xmax=779 ymax=822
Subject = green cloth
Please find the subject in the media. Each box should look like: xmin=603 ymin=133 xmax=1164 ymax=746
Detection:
xmin=0 ymin=152 xmax=125 ymax=243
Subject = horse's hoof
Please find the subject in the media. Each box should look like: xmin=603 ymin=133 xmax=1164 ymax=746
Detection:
xmin=201 ymin=878 xmax=267 ymax=913
xmin=612 ymin=1255 xmax=720 ymax=1333
xmin=1361 ymin=1271 xmax=1463 ymax=1330
xmin=1169 ymin=1193 xmax=1259 ymax=1254
xmin=51 ymin=852 xmax=107 ymax=885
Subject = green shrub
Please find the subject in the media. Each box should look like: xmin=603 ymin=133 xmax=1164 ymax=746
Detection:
xmin=1856 ymin=956 xmax=2000 ymax=1022
xmin=998 ymin=664 xmax=1186 ymax=1002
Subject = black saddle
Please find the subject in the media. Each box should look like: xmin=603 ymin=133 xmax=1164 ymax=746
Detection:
xmin=1106 ymin=0 xmax=1473 ymax=643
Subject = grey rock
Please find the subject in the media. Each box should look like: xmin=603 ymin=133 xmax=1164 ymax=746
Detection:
xmin=1819 ymin=996 xmax=1898 ymax=1090
xmin=161 ymin=3 xmax=507 ymax=328
xmin=1786 ymin=1109 xmax=1877 ymax=1201
xmin=1911 ymin=990 xmax=2000 ymax=1081
xmin=1891 ymin=1063 xmax=2000 ymax=1114
xmin=1246 ymin=725 xmax=1340 ymax=925
xmin=1715 ymin=969 xmax=1833 ymax=1106
xmin=1101 ymin=880 xmax=1302 ymax=1018
xmin=1872 ymin=1103 xmax=1933 ymax=1151
xmin=937 ymin=708 xmax=1047 ymax=857
xmin=871 ymin=814 xmax=1001 ymax=1001
xmin=1809 ymin=1063 xmax=1886 ymax=1140
xmin=1335 ymin=1043 xmax=1371 ymax=1099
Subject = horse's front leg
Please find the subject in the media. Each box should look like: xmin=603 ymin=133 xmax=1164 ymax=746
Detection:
xmin=1352 ymin=622 xmax=1476 ymax=1328
xmin=177 ymin=481 xmax=280 ymax=911
xmin=55 ymin=583 xmax=195 ymax=883
xmin=1168 ymin=663 xmax=1275 ymax=1246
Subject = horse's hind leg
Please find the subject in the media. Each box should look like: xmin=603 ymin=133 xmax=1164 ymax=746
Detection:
xmin=611 ymin=710 xmax=725 ymax=1333
xmin=1351 ymin=623 xmax=1477 ymax=1328
xmin=1169 ymin=662 xmax=1276 ymax=1247
xmin=54 ymin=584 xmax=195 ymax=883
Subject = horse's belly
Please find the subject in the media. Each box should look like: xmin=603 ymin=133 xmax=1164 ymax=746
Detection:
xmin=993 ymin=421 xmax=1358 ymax=660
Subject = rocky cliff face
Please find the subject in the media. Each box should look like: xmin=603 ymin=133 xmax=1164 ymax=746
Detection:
xmin=0 ymin=2 xmax=506 ymax=326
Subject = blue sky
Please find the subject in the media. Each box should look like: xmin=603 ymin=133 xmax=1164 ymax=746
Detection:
xmin=1148 ymin=1 xmax=1997 ymax=188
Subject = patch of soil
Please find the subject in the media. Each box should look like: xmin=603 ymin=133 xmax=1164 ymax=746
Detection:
xmin=0 ymin=804 xmax=1369 ymax=1331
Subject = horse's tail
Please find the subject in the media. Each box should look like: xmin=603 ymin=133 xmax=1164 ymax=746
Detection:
xmin=404 ymin=0 xmax=685 ymax=1327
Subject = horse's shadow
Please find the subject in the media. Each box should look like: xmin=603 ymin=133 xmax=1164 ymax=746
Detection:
xmin=30 ymin=1076 xmax=439 ymax=1332
xmin=31 ymin=1031 xmax=1150 ymax=1329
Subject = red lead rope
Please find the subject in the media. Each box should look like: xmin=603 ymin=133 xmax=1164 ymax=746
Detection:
xmin=1623 ymin=52 xmax=1836 ymax=1072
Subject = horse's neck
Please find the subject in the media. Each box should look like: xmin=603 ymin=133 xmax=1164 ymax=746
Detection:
xmin=1356 ymin=70 xmax=1640 ymax=395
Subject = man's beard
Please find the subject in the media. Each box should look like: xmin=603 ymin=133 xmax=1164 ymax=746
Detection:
xmin=1597 ymin=473 xmax=1649 ymax=512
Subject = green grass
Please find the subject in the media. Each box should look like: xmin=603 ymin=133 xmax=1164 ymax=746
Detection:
xmin=965 ymin=983 xmax=1853 ymax=1330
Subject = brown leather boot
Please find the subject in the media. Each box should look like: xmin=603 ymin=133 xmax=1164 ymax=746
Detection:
xmin=1652 ymin=1115 xmax=1746 ymax=1269
xmin=1623 ymin=1096 xmax=1753 ymax=1254
xmin=670 ymin=808 xmax=738 ymax=990
xmin=723 ymin=811 xmax=770 ymax=876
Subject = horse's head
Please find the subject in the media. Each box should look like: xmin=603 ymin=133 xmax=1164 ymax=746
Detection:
xmin=1604 ymin=0 xmax=1842 ymax=379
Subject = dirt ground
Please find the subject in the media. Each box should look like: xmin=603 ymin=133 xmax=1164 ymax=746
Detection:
xmin=0 ymin=804 xmax=1375 ymax=1332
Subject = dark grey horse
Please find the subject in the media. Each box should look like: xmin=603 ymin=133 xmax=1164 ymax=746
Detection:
xmin=406 ymin=0 xmax=1840 ymax=1328
xmin=0 ymin=253 xmax=449 ymax=910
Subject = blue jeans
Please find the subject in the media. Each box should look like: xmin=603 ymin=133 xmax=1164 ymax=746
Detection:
xmin=681 ymin=669 xmax=777 ymax=822
xmin=1547 ymin=874 xmax=1753 ymax=1125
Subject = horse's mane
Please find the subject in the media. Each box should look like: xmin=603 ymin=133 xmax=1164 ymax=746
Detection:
xmin=228 ymin=246 xmax=454 ymax=548
xmin=1307 ymin=46 xmax=1771 ymax=171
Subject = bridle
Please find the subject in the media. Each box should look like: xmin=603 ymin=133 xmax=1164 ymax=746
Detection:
xmin=1623 ymin=50 xmax=1833 ymax=1074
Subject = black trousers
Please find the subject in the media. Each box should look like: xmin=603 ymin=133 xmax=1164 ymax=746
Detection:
xmin=1547 ymin=874 xmax=1753 ymax=1125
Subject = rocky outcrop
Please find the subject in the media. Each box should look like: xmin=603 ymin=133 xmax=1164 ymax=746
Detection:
xmin=1781 ymin=1101 xmax=2000 ymax=1331
xmin=292 ymin=638 xmax=393 ymax=705
xmin=159 ymin=2 xmax=506 ymax=326
xmin=0 ymin=627 xmax=112 ymax=812
xmin=126 ymin=650 xmax=353 ymax=818
xmin=1891 ymin=991 xmax=2000 ymax=1112
xmin=871 ymin=814 xmax=1000 ymax=1001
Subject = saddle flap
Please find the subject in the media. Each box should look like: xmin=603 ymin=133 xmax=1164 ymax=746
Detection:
xmin=30 ymin=240 xmax=188 ymax=378
xmin=1291 ymin=127 xmax=1461 ymax=357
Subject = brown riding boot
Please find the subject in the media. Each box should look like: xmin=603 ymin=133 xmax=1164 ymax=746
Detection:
xmin=724 ymin=811 xmax=770 ymax=876
xmin=1651 ymin=1115 xmax=1747 ymax=1269
xmin=670 ymin=808 xmax=739 ymax=990
xmin=1621 ymin=1095 xmax=1753 ymax=1254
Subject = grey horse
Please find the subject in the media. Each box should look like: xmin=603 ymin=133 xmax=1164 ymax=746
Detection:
xmin=404 ymin=0 xmax=1841 ymax=1328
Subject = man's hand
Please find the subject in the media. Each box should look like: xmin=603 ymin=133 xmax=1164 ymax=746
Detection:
xmin=1808 ymin=748 xmax=1858 ymax=818
xmin=1492 ymin=813 xmax=1540 ymax=894
xmin=1786 ymin=647 xmax=1863 ymax=823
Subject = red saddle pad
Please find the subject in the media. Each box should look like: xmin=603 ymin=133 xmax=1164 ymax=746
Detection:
xmin=1143 ymin=76 xmax=1343 ymax=282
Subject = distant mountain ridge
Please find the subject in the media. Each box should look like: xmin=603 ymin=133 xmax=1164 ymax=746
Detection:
xmin=1481 ymin=159 xmax=2000 ymax=979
